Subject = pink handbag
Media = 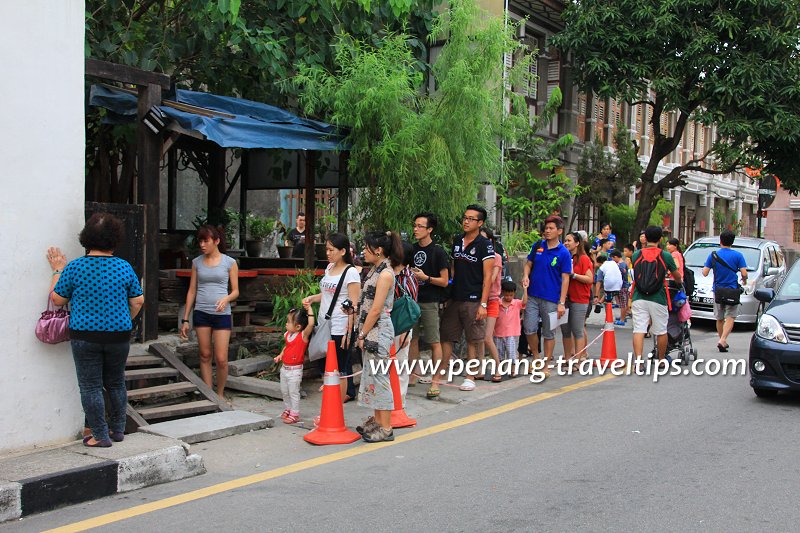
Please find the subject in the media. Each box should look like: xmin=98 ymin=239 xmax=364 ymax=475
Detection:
xmin=35 ymin=294 xmax=70 ymax=344
xmin=677 ymin=300 xmax=692 ymax=323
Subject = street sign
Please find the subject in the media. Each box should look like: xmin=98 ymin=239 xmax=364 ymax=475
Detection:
xmin=758 ymin=175 xmax=779 ymax=209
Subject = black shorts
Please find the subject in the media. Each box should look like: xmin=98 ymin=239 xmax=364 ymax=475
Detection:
xmin=193 ymin=310 xmax=232 ymax=330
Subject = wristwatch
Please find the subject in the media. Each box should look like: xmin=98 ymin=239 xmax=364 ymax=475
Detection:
xmin=559 ymin=301 xmax=565 ymax=306
xmin=480 ymin=302 xmax=488 ymax=309
xmin=570 ymin=272 xmax=576 ymax=280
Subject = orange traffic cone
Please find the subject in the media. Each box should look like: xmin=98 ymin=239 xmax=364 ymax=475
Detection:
xmin=596 ymin=301 xmax=618 ymax=367
xmin=389 ymin=344 xmax=416 ymax=428
xmin=304 ymin=340 xmax=360 ymax=445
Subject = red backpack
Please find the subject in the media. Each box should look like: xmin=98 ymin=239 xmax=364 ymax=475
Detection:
xmin=633 ymin=247 xmax=669 ymax=299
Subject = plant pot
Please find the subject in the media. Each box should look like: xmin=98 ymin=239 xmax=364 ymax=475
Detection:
xmin=276 ymin=245 xmax=294 ymax=259
xmin=245 ymin=239 xmax=264 ymax=258
xmin=315 ymin=243 xmax=327 ymax=261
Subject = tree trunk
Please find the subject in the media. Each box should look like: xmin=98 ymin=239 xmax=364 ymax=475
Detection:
xmin=633 ymin=177 xmax=661 ymax=233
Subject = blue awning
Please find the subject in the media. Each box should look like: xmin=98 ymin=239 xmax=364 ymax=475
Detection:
xmin=89 ymin=84 xmax=346 ymax=151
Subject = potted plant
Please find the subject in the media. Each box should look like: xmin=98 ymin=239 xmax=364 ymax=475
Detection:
xmin=274 ymin=221 xmax=294 ymax=259
xmin=245 ymin=213 xmax=274 ymax=258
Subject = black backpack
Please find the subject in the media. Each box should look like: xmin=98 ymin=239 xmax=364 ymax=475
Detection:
xmin=633 ymin=247 xmax=668 ymax=296
xmin=682 ymin=265 xmax=696 ymax=297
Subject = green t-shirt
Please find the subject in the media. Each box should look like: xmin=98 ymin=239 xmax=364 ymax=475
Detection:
xmin=631 ymin=248 xmax=678 ymax=305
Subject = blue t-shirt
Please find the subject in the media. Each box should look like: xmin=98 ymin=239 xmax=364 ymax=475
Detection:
xmin=704 ymin=248 xmax=747 ymax=289
xmin=54 ymin=256 xmax=143 ymax=332
xmin=593 ymin=233 xmax=617 ymax=251
xmin=527 ymin=240 xmax=573 ymax=303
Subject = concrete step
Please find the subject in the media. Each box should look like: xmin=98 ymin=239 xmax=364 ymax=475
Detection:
xmin=125 ymin=367 xmax=180 ymax=381
xmin=138 ymin=410 xmax=274 ymax=444
xmin=137 ymin=400 xmax=218 ymax=421
xmin=127 ymin=382 xmax=198 ymax=401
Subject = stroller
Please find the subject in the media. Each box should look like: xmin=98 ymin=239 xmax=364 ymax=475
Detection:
xmin=652 ymin=282 xmax=697 ymax=365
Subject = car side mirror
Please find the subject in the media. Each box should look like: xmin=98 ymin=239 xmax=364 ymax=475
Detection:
xmin=754 ymin=288 xmax=775 ymax=303
xmin=767 ymin=267 xmax=780 ymax=277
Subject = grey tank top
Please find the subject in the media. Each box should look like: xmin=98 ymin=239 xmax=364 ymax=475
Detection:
xmin=193 ymin=254 xmax=235 ymax=315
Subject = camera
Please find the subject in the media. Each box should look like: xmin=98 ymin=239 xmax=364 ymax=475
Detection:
xmin=341 ymin=299 xmax=354 ymax=313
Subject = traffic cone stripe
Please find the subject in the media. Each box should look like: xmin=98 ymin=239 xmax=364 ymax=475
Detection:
xmin=388 ymin=344 xmax=417 ymax=429
xmin=304 ymin=340 xmax=361 ymax=445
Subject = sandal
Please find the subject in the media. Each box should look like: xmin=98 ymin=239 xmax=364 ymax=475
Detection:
xmin=280 ymin=409 xmax=290 ymax=420
xmin=717 ymin=343 xmax=729 ymax=353
xmin=83 ymin=436 xmax=112 ymax=448
xmin=426 ymin=387 xmax=441 ymax=399
xmin=283 ymin=414 xmax=300 ymax=424
xmin=417 ymin=377 xmax=432 ymax=384
xmin=491 ymin=375 xmax=502 ymax=383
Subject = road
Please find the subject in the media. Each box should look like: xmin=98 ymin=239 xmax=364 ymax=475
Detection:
xmin=6 ymin=319 xmax=800 ymax=532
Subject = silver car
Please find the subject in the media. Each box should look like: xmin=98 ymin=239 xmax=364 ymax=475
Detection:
xmin=683 ymin=236 xmax=786 ymax=323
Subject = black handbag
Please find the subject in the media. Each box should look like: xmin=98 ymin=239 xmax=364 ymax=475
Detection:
xmin=712 ymin=252 xmax=743 ymax=306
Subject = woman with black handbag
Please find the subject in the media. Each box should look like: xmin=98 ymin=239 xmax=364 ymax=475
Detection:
xmin=303 ymin=233 xmax=361 ymax=402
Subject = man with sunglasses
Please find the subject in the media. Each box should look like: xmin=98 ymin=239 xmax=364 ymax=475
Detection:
xmin=440 ymin=205 xmax=495 ymax=391
xmin=409 ymin=212 xmax=450 ymax=398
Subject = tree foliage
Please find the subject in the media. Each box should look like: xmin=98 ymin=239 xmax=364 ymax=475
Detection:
xmin=84 ymin=0 xmax=439 ymax=204
xmin=295 ymin=0 xmax=533 ymax=237
xmin=499 ymin=88 xmax=577 ymax=232
xmin=571 ymin=129 xmax=641 ymax=229
xmin=551 ymin=0 xmax=800 ymax=232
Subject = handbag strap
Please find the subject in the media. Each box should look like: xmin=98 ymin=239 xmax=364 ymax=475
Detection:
xmin=324 ymin=265 xmax=353 ymax=320
xmin=712 ymin=252 xmax=737 ymax=274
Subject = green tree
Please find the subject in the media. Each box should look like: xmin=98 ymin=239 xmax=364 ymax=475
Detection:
xmin=499 ymin=87 xmax=576 ymax=232
xmin=295 ymin=0 xmax=533 ymax=236
xmin=571 ymin=129 xmax=641 ymax=230
xmin=551 ymin=0 xmax=800 ymax=233
xmin=84 ymin=0 xmax=439 ymax=202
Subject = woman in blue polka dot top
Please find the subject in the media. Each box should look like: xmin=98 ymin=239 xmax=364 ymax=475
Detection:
xmin=49 ymin=213 xmax=144 ymax=448
xmin=179 ymin=225 xmax=239 ymax=399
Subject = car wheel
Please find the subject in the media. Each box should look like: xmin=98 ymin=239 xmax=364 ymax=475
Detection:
xmin=753 ymin=387 xmax=778 ymax=398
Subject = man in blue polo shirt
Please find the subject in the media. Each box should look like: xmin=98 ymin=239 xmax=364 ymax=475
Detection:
xmin=522 ymin=215 xmax=572 ymax=376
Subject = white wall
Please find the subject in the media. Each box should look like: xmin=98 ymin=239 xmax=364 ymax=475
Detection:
xmin=0 ymin=1 xmax=86 ymax=452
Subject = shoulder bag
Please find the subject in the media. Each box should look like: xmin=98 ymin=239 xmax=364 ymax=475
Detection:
xmin=36 ymin=293 xmax=70 ymax=344
xmin=712 ymin=252 xmax=743 ymax=306
xmin=308 ymin=265 xmax=353 ymax=361
xmin=391 ymin=277 xmax=421 ymax=335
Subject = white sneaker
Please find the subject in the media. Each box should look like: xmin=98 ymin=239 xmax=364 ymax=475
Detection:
xmin=459 ymin=378 xmax=476 ymax=391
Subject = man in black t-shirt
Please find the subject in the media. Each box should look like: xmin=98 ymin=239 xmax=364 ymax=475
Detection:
xmin=409 ymin=212 xmax=450 ymax=397
xmin=285 ymin=212 xmax=306 ymax=258
xmin=440 ymin=205 xmax=495 ymax=392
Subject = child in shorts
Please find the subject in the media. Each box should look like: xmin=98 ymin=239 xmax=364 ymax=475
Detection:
xmin=274 ymin=302 xmax=314 ymax=424
xmin=594 ymin=255 xmax=622 ymax=312
xmin=494 ymin=281 xmax=527 ymax=363
xmin=611 ymin=250 xmax=629 ymax=325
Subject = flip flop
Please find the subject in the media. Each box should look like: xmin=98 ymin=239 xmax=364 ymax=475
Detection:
xmin=426 ymin=387 xmax=440 ymax=399
xmin=717 ymin=343 xmax=729 ymax=352
xmin=491 ymin=375 xmax=502 ymax=382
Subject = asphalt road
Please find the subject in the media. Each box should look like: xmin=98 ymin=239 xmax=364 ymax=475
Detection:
xmin=7 ymin=319 xmax=800 ymax=533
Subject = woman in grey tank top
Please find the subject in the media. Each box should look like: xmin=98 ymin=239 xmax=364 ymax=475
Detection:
xmin=180 ymin=225 xmax=239 ymax=399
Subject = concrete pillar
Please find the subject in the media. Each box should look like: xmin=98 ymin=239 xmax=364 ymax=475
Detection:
xmin=672 ymin=189 xmax=681 ymax=237
xmin=707 ymin=194 xmax=715 ymax=234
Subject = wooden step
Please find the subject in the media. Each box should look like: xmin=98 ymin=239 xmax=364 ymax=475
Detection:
xmin=127 ymin=382 xmax=197 ymax=401
xmin=126 ymin=355 xmax=165 ymax=368
xmin=137 ymin=400 xmax=219 ymax=420
xmin=125 ymin=367 xmax=180 ymax=381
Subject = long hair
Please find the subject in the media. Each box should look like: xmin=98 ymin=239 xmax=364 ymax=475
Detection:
xmin=326 ymin=232 xmax=354 ymax=265
xmin=569 ymin=231 xmax=586 ymax=259
xmin=364 ymin=231 xmax=404 ymax=267
xmin=196 ymin=225 xmax=227 ymax=253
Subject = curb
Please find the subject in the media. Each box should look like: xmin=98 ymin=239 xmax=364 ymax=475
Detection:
xmin=0 ymin=434 xmax=205 ymax=523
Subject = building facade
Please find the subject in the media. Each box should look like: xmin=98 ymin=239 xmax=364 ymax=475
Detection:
xmin=482 ymin=0 xmax=760 ymax=242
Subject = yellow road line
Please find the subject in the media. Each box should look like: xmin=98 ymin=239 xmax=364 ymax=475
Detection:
xmin=45 ymin=373 xmax=616 ymax=532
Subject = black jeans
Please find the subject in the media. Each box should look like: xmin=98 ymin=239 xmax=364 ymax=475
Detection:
xmin=70 ymin=339 xmax=129 ymax=441
xmin=316 ymin=334 xmax=357 ymax=399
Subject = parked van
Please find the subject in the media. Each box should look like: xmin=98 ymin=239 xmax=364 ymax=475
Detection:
xmin=683 ymin=237 xmax=786 ymax=324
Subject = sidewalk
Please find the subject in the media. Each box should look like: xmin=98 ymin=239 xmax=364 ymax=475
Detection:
xmin=0 ymin=433 xmax=204 ymax=522
xmin=1 ymin=320 xmax=616 ymax=524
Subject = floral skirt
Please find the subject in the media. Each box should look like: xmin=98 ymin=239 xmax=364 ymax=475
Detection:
xmin=357 ymin=316 xmax=395 ymax=411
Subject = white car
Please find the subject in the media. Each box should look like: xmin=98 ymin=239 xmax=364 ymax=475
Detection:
xmin=683 ymin=236 xmax=786 ymax=323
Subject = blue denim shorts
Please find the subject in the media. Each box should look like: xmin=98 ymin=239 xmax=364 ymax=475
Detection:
xmin=193 ymin=310 xmax=232 ymax=330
